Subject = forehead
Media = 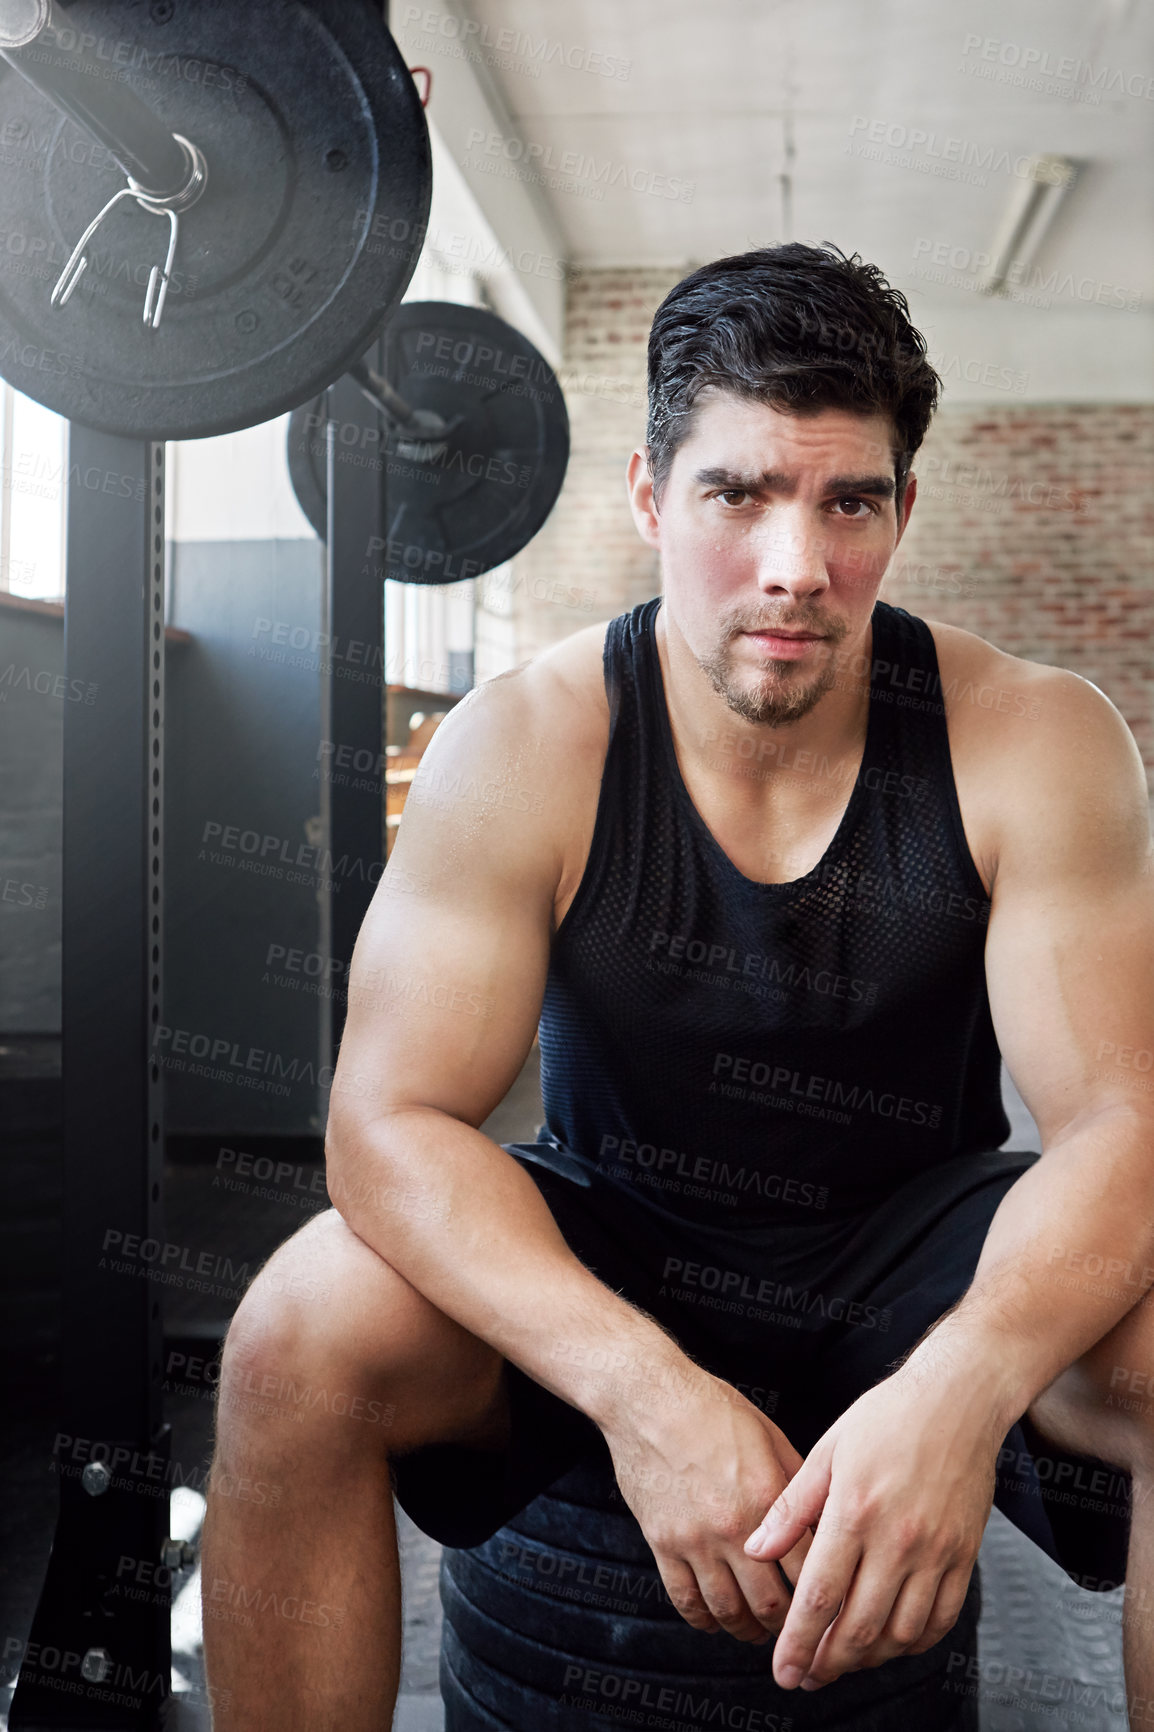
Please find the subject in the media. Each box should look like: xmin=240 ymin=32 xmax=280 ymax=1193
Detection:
xmin=674 ymin=389 xmax=896 ymax=475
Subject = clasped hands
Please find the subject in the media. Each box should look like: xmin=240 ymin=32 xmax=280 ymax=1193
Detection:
xmin=604 ymin=1363 xmax=1000 ymax=1692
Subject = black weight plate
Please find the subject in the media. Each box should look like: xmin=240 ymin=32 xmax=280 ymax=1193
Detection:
xmin=0 ymin=0 xmax=431 ymax=438
xmin=438 ymin=1452 xmax=981 ymax=1731
xmin=286 ymin=301 xmax=570 ymax=585
xmin=440 ymin=1561 xmax=982 ymax=1731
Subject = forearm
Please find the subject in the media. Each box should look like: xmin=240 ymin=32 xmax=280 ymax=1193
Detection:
xmin=326 ymin=1105 xmax=697 ymax=1427
xmin=901 ymin=1106 xmax=1154 ymax=1429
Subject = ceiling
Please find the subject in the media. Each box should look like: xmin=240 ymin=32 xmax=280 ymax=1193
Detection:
xmin=441 ymin=0 xmax=1153 ymax=324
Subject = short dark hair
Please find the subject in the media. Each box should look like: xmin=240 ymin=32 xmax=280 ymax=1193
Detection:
xmin=645 ymin=242 xmax=941 ymax=511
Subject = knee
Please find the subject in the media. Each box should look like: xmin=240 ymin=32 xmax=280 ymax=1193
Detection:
xmin=215 ymin=1210 xmax=362 ymax=1435
xmin=213 ymin=1206 xmax=503 ymax=1462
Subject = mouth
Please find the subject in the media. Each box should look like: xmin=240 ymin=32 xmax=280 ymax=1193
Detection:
xmin=742 ymin=627 xmax=826 ymax=659
xmin=745 ymin=629 xmax=824 ymax=639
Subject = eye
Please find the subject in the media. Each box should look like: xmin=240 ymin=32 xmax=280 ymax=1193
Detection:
xmin=713 ymin=488 xmax=751 ymax=507
xmin=833 ymin=496 xmax=876 ymax=519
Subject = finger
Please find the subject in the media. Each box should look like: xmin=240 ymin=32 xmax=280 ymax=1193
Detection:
xmin=771 ymin=1524 xmax=859 ymax=1688
xmin=799 ymin=1560 xmax=916 ymax=1684
xmin=902 ymin=1562 xmax=973 ymax=1655
xmin=803 ymin=1557 xmax=974 ymax=1684
xmin=656 ymin=1555 xmax=720 ymax=1634
xmin=727 ymin=1551 xmax=792 ymax=1637
xmin=878 ymin=1567 xmax=943 ymax=1653
xmin=745 ymin=1452 xmax=831 ymax=1560
xmin=773 ymin=1429 xmax=807 ymax=1479
xmin=695 ymin=1560 xmax=774 ymax=1644
xmin=794 ymin=1549 xmax=980 ymax=1685
xmin=777 ymin=1523 xmax=815 ymax=1588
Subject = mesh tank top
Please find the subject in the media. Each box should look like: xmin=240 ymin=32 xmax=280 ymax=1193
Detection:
xmin=534 ymin=594 xmax=1011 ymax=1232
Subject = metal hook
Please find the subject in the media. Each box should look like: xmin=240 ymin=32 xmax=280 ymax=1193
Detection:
xmin=50 ymin=186 xmax=181 ymax=329
xmin=50 ymin=133 xmax=206 ymax=332
xmin=140 ymin=205 xmax=179 ymax=329
xmin=50 ymin=185 xmax=139 ymax=309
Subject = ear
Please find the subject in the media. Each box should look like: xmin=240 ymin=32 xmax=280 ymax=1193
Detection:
xmin=626 ymin=447 xmax=662 ymax=550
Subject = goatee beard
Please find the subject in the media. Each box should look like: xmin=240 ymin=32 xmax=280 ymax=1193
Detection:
xmin=696 ymin=631 xmax=843 ymax=727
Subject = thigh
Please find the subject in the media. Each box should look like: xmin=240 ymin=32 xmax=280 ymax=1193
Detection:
xmin=808 ymin=1168 xmax=1028 ymax=1417
xmin=222 ymin=1205 xmax=511 ymax=1458
xmin=803 ymin=1164 xmax=1133 ymax=1588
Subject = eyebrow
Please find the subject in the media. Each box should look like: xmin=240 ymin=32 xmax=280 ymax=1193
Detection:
xmin=693 ymin=467 xmax=896 ymax=499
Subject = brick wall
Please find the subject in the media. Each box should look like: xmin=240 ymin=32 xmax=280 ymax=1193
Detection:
xmin=886 ymin=404 xmax=1154 ymax=785
xmin=498 ymin=268 xmax=1154 ymax=785
xmin=475 ymin=267 xmax=677 ymax=673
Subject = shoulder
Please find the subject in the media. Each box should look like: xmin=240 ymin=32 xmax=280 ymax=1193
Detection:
xmin=921 ymin=614 xmax=1150 ymax=884
xmin=920 ymin=613 xmax=1051 ymax=722
xmin=922 ymin=611 xmax=1137 ymax=750
xmin=401 ymin=616 xmax=613 ymax=867
xmin=437 ymin=615 xmax=612 ymax=761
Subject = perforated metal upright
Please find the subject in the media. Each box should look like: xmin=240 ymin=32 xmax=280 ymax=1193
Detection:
xmin=11 ymin=432 xmax=171 ymax=1726
xmin=319 ymin=352 xmax=389 ymax=1074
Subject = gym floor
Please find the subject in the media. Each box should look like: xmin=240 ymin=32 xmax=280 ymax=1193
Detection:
xmin=0 ymin=1045 xmax=1127 ymax=1732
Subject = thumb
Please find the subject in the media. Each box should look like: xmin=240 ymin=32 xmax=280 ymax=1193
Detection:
xmin=744 ymin=1450 xmax=832 ymax=1560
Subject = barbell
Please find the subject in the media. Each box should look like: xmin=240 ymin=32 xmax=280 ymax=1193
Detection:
xmin=287 ymin=301 xmax=571 ymax=583
xmin=0 ymin=0 xmax=432 ymax=439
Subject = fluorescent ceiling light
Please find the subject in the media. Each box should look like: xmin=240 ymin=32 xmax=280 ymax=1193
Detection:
xmin=979 ymin=154 xmax=1081 ymax=295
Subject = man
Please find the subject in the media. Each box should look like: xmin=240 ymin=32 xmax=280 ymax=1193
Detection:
xmin=203 ymin=244 xmax=1154 ymax=1726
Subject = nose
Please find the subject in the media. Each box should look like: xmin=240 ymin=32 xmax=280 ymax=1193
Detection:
xmin=752 ymin=506 xmax=830 ymax=601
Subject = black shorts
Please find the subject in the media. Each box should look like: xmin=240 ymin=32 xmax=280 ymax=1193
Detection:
xmin=392 ymin=1141 xmax=1131 ymax=1591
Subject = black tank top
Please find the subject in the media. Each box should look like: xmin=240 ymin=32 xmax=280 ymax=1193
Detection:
xmin=534 ymin=595 xmax=1012 ymax=1232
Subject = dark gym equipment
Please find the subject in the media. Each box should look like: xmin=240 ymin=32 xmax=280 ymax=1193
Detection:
xmin=286 ymin=301 xmax=571 ymax=583
xmin=0 ymin=0 xmax=192 ymax=196
xmin=2 ymin=1 xmax=425 ymax=1723
xmin=8 ymin=390 xmax=397 ymax=1732
xmin=1 ymin=2 xmax=571 ymax=1720
xmin=320 ymin=362 xmax=389 ymax=1072
xmin=0 ymin=0 xmax=432 ymax=439
xmin=9 ymin=433 xmax=173 ymax=1729
xmin=440 ymin=1449 xmax=982 ymax=1732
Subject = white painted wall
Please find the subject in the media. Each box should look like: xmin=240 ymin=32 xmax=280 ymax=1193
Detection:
xmin=167 ymin=411 xmax=313 ymax=544
xmin=393 ymin=2 xmax=567 ymax=360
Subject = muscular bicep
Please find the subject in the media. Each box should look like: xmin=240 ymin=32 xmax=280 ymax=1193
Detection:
xmin=984 ymin=672 xmax=1154 ymax=1147
xmin=330 ymin=678 xmax=562 ymax=1137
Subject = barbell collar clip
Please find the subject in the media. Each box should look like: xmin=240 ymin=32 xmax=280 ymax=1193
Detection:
xmin=51 ymin=134 xmax=206 ymax=331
